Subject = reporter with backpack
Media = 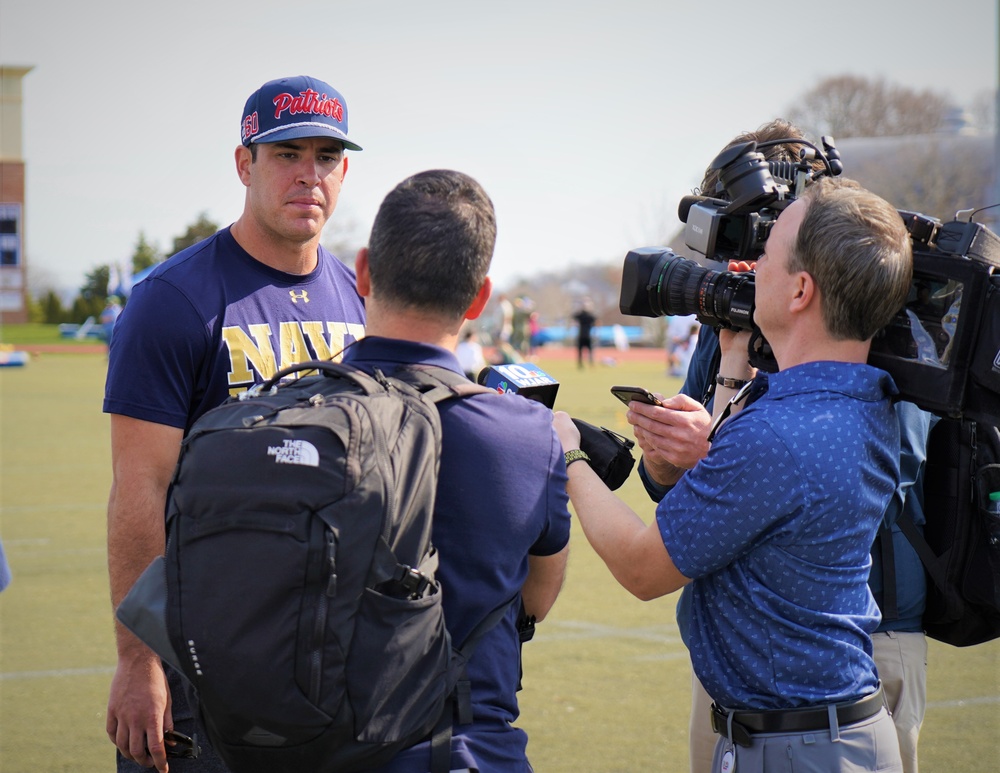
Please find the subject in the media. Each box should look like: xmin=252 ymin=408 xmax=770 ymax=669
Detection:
xmin=343 ymin=169 xmax=572 ymax=771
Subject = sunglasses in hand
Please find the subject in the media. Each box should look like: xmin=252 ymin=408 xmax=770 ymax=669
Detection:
xmin=145 ymin=729 xmax=200 ymax=759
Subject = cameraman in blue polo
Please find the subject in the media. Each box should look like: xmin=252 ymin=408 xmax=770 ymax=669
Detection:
xmin=629 ymin=121 xmax=932 ymax=773
xmin=554 ymin=176 xmax=913 ymax=772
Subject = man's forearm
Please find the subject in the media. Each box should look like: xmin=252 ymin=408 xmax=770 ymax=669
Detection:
xmin=565 ymin=461 xmax=688 ymax=601
xmin=107 ymin=480 xmax=168 ymax=656
xmin=522 ymin=547 xmax=569 ymax=622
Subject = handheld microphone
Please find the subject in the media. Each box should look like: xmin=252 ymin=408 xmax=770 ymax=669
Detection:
xmin=476 ymin=361 xmax=635 ymax=489
xmin=476 ymin=362 xmax=560 ymax=409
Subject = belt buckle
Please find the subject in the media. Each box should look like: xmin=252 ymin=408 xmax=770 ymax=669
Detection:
xmin=710 ymin=704 xmax=753 ymax=748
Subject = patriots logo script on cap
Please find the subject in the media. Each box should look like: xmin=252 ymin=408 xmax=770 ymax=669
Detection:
xmin=273 ymin=89 xmax=344 ymax=122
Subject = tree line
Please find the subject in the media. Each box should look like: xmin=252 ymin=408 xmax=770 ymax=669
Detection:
xmin=29 ymin=213 xmax=220 ymax=324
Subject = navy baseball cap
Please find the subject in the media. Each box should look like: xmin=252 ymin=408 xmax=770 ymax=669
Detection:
xmin=240 ymin=76 xmax=362 ymax=151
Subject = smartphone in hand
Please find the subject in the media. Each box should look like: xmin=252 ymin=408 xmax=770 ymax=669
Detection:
xmin=610 ymin=385 xmax=662 ymax=407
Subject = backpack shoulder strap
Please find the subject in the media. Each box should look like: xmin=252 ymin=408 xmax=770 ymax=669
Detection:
xmin=392 ymin=363 xmax=493 ymax=404
xmin=897 ymin=513 xmax=950 ymax=592
xmin=875 ymin=522 xmax=900 ymax=621
xmin=247 ymin=358 xmax=389 ymax=397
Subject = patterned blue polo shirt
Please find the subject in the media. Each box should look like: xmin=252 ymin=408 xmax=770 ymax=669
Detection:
xmin=657 ymin=361 xmax=900 ymax=710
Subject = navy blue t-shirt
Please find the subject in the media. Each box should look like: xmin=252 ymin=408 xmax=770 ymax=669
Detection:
xmin=104 ymin=227 xmax=366 ymax=430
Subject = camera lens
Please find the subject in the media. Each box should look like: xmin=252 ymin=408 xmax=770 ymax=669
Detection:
xmin=619 ymin=248 xmax=756 ymax=331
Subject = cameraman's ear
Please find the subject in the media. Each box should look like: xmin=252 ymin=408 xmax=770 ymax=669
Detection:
xmin=789 ymin=271 xmax=815 ymax=313
xmin=464 ymin=277 xmax=493 ymax=321
xmin=354 ymin=247 xmax=371 ymax=297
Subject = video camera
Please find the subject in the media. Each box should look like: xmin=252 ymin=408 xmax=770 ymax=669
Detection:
xmin=619 ymin=137 xmax=1000 ymax=424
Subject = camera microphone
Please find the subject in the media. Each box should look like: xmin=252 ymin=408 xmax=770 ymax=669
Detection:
xmin=476 ymin=362 xmax=560 ymax=409
xmin=678 ymin=194 xmax=721 ymax=223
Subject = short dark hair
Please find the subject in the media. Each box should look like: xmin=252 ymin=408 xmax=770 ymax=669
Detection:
xmin=367 ymin=170 xmax=497 ymax=319
xmin=792 ymin=177 xmax=913 ymax=341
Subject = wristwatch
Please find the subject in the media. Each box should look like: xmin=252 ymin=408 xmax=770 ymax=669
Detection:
xmin=564 ymin=449 xmax=591 ymax=467
xmin=716 ymin=375 xmax=750 ymax=389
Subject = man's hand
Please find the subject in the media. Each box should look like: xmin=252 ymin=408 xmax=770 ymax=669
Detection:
xmin=552 ymin=410 xmax=582 ymax=453
xmin=107 ymin=415 xmax=184 ymax=773
xmin=626 ymin=393 xmax=713 ymax=485
xmin=717 ymin=259 xmax=757 ymax=376
xmin=106 ymin=649 xmax=172 ymax=772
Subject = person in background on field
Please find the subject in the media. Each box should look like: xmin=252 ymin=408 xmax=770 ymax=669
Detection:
xmin=572 ymin=297 xmax=597 ymax=369
xmin=0 ymin=538 xmax=11 ymax=592
xmin=100 ymin=296 xmax=123 ymax=347
xmin=528 ymin=310 xmax=542 ymax=358
xmin=455 ymin=325 xmax=488 ymax=381
xmin=665 ymin=313 xmax=696 ymax=377
xmin=496 ymin=293 xmax=514 ymax=346
xmin=510 ymin=296 xmax=530 ymax=357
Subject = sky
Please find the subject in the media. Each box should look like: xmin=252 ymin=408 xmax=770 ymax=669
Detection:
xmin=1 ymin=0 xmax=997 ymax=296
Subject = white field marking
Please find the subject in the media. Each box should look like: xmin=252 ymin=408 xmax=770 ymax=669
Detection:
xmin=927 ymin=694 xmax=1000 ymax=709
xmin=540 ymin=620 xmax=682 ymax=645
xmin=1 ymin=665 xmax=116 ymax=681
xmin=0 ymin=502 xmax=106 ymax=514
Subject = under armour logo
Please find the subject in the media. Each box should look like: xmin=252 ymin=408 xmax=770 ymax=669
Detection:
xmin=289 ymin=290 xmax=309 ymax=304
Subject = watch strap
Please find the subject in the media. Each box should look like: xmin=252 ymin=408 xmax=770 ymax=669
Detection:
xmin=716 ymin=375 xmax=750 ymax=389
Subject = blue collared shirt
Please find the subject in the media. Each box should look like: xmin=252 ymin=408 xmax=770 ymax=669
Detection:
xmin=657 ymin=361 xmax=900 ymax=709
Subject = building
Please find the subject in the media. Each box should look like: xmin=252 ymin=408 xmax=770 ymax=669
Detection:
xmin=0 ymin=65 xmax=32 ymax=324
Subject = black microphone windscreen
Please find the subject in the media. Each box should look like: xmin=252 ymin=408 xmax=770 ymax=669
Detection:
xmin=678 ymin=195 xmax=710 ymax=223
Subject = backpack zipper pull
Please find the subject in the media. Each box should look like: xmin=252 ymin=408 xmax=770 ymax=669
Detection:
xmin=325 ymin=531 xmax=337 ymax=597
xmin=372 ymin=367 xmax=393 ymax=391
xmin=970 ymin=422 xmax=978 ymax=505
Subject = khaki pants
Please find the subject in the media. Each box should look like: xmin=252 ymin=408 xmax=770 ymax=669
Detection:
xmin=688 ymin=672 xmax=716 ymax=773
xmin=871 ymin=631 xmax=928 ymax=773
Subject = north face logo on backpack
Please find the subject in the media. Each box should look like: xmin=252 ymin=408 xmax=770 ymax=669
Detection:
xmin=266 ymin=439 xmax=320 ymax=466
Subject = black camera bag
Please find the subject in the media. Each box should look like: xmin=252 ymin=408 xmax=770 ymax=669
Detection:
xmin=881 ymin=416 xmax=1000 ymax=646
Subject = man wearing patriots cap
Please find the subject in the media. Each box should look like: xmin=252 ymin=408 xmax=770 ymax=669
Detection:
xmin=104 ymin=75 xmax=367 ymax=773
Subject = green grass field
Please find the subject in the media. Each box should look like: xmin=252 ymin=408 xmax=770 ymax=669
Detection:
xmin=1 ymin=341 xmax=998 ymax=771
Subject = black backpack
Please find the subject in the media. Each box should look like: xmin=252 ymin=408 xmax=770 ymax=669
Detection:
xmin=117 ymin=359 xmax=510 ymax=773
xmin=881 ymin=416 xmax=1000 ymax=646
